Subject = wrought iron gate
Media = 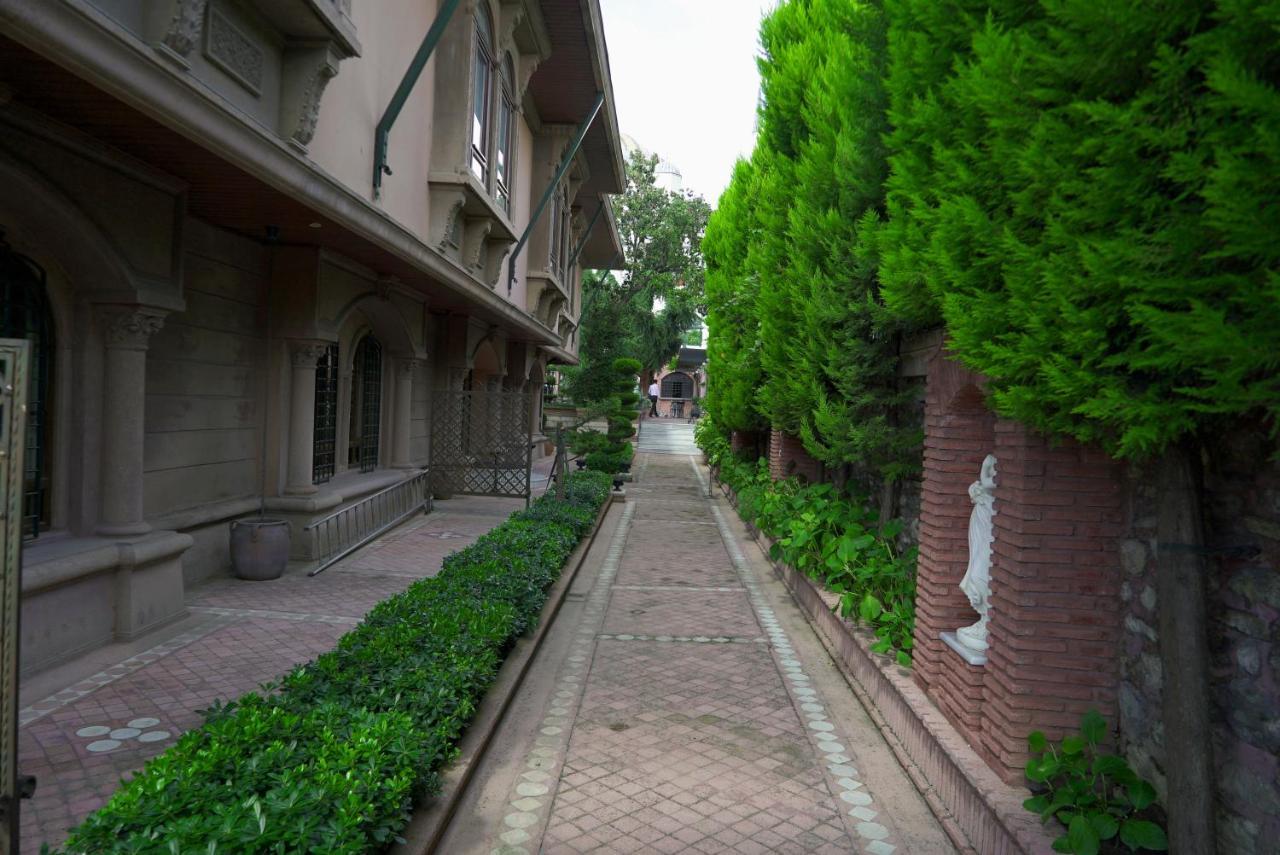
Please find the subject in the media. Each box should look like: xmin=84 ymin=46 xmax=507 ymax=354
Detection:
xmin=1 ymin=339 xmax=33 ymax=853
xmin=430 ymin=388 xmax=533 ymax=501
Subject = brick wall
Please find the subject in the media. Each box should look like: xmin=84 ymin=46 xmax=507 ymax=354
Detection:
xmin=913 ymin=357 xmax=996 ymax=756
xmin=983 ymin=421 xmax=1124 ymax=780
xmin=913 ymin=347 xmax=1124 ymax=784
xmin=768 ymin=428 xmax=822 ymax=483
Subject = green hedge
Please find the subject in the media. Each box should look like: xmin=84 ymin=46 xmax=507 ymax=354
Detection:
xmin=56 ymin=471 xmax=613 ymax=855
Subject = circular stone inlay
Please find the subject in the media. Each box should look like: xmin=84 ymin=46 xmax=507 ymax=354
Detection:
xmin=808 ymin=720 xmax=835 ymax=732
xmin=109 ymin=728 xmax=141 ymax=740
xmin=841 ymin=790 xmax=873 ymax=806
xmin=75 ymin=726 xmax=111 ymax=738
xmin=829 ymin=763 xmax=859 ymax=777
xmin=802 ymin=703 xmax=825 ymax=713
xmin=137 ymin=730 xmax=171 ymax=743
xmin=838 ymin=777 xmax=863 ymax=790
xmin=503 ymin=812 xmax=538 ymax=830
xmin=856 ymin=821 xmax=890 ymax=841
xmin=86 ymin=739 xmax=121 ymax=753
xmin=127 ymin=717 xmax=160 ymax=729
xmin=516 ymin=782 xmax=549 ymax=797
xmin=499 ymin=828 xmax=531 ymax=845
xmin=521 ymin=770 xmax=551 ymax=783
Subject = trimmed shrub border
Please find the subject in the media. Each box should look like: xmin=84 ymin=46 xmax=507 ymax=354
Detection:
xmin=56 ymin=473 xmax=616 ymax=854
xmin=712 ymin=468 xmax=1056 ymax=855
xmin=394 ymin=490 xmax=618 ymax=853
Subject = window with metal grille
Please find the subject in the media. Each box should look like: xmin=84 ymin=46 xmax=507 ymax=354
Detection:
xmin=312 ymin=343 xmax=339 ymax=484
xmin=661 ymin=372 xmax=693 ymax=400
xmin=348 ymin=336 xmax=382 ymax=473
xmin=0 ymin=231 xmax=54 ymax=540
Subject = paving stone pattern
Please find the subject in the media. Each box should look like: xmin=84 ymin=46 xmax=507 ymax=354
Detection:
xmin=17 ymin=491 xmax=536 ymax=854
xmin=488 ymin=444 xmax=903 ymax=854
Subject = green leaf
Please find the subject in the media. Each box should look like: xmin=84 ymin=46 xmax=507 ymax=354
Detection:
xmin=896 ymin=650 xmax=912 ymax=668
xmin=1028 ymin=731 xmax=1048 ymax=753
xmin=1088 ymin=812 xmax=1119 ymax=840
xmin=1023 ymin=795 xmax=1050 ymax=815
xmin=1080 ymin=710 xmax=1107 ymax=745
xmin=858 ymin=594 xmax=884 ymax=622
xmin=1067 ymin=814 xmax=1100 ymax=855
xmin=1127 ymin=780 xmax=1157 ymax=811
xmin=1062 ymin=736 xmax=1086 ymax=756
xmin=1119 ymin=820 xmax=1168 ymax=851
xmin=1092 ymin=754 xmax=1130 ymax=779
xmin=1051 ymin=837 xmax=1073 ymax=853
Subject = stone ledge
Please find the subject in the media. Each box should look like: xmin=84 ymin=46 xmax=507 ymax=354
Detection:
xmin=714 ymin=475 xmax=1057 ymax=855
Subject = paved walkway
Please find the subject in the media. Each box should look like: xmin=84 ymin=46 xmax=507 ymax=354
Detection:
xmin=17 ymin=464 xmax=554 ymax=853
xmin=442 ymin=438 xmax=954 ymax=854
xmin=637 ymin=417 xmax=700 ymax=455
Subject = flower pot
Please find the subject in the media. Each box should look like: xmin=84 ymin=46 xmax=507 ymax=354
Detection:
xmin=230 ymin=518 xmax=290 ymax=581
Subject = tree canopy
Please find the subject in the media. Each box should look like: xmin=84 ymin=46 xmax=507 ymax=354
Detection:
xmin=562 ymin=150 xmax=711 ymax=405
xmin=703 ymin=0 xmax=1278 ymax=465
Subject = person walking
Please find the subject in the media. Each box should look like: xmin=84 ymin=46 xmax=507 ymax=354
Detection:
xmin=648 ymin=379 xmax=660 ymax=418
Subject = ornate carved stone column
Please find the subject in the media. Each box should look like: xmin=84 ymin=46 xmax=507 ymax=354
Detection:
xmin=285 ymin=341 xmax=328 ymax=495
xmin=96 ymin=307 xmax=166 ymax=536
xmin=392 ymin=357 xmax=418 ymax=468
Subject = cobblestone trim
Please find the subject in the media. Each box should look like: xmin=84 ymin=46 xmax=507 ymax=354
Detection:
xmin=18 ymin=614 xmax=238 ymax=728
xmin=597 ymin=633 xmax=768 ymax=644
xmin=489 ymin=502 xmax=637 ymax=855
xmin=694 ymin=456 xmax=904 ymax=854
xmin=189 ymin=605 xmax=360 ymax=626
xmin=611 ymin=584 xmax=742 ymax=592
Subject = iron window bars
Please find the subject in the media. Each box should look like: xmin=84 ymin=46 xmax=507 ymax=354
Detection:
xmin=312 ymin=343 xmax=339 ymax=484
xmin=0 ymin=231 xmax=52 ymax=540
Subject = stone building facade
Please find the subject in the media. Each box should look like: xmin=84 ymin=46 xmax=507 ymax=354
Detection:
xmin=0 ymin=0 xmax=625 ymax=676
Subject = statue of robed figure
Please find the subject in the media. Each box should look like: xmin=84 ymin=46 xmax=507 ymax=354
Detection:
xmin=957 ymin=454 xmax=997 ymax=653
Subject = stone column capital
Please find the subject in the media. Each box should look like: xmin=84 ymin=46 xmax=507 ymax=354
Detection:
xmin=99 ymin=307 xmax=166 ymax=351
xmin=289 ymin=340 xmax=330 ymax=368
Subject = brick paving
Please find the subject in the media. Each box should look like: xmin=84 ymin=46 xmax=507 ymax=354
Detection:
xmin=484 ymin=438 xmax=920 ymax=855
xmin=16 ymin=484 xmax=541 ymax=854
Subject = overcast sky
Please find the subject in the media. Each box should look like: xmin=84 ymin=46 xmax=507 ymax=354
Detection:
xmin=599 ymin=0 xmax=776 ymax=205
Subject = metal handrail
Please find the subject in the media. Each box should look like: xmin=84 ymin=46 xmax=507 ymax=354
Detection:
xmin=304 ymin=471 xmax=430 ymax=576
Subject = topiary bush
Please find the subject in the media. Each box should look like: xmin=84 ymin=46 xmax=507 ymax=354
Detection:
xmin=583 ymin=357 xmax=640 ymax=475
xmin=55 ymin=471 xmax=613 ymax=855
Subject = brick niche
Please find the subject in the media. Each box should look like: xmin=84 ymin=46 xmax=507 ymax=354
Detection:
xmin=768 ymin=427 xmax=822 ymax=483
xmin=913 ymin=346 xmax=1124 ymax=784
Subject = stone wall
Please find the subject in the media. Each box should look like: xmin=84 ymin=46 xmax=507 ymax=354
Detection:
xmin=1118 ymin=428 xmax=1280 ymax=853
xmin=141 ymin=220 xmax=269 ymax=585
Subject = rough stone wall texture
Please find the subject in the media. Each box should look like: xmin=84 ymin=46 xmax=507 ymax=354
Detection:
xmin=768 ymin=427 xmax=822 ymax=484
xmin=1119 ymin=428 xmax=1280 ymax=854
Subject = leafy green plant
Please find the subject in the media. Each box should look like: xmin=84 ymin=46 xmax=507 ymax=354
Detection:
xmin=55 ymin=471 xmax=612 ymax=854
xmin=1024 ymin=710 xmax=1168 ymax=855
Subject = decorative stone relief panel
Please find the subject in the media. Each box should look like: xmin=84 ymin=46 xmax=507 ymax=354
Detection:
xmin=152 ymin=0 xmax=210 ymax=62
xmin=204 ymin=5 xmax=266 ymax=95
xmin=280 ymin=43 xmax=341 ymax=148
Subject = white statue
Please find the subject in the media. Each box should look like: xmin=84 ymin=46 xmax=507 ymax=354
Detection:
xmin=956 ymin=454 xmax=997 ymax=653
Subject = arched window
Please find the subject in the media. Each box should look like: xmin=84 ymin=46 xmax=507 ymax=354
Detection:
xmin=348 ymin=335 xmax=382 ymax=473
xmin=0 ymin=231 xmax=54 ymax=539
xmin=495 ymin=54 xmax=517 ymax=213
xmin=661 ymin=372 xmax=693 ymax=400
xmin=470 ymin=6 xmax=495 ymax=183
xmin=312 ymin=343 xmax=339 ymax=484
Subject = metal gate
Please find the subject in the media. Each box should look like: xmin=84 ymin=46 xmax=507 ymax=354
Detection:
xmin=430 ymin=388 xmax=533 ymax=501
xmin=1 ymin=339 xmax=32 ymax=853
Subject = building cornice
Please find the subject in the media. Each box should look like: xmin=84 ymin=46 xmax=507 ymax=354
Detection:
xmin=0 ymin=0 xmax=561 ymax=346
